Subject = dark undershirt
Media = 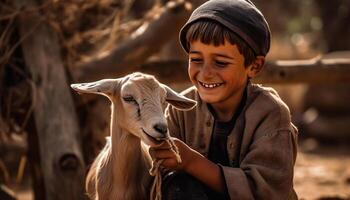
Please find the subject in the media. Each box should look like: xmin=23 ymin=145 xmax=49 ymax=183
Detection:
xmin=207 ymin=87 xmax=247 ymax=165
xmin=207 ymin=117 xmax=236 ymax=166
xmin=205 ymin=87 xmax=247 ymax=199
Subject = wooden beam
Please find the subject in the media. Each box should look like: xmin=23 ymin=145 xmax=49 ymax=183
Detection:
xmin=255 ymin=57 xmax=350 ymax=84
xmin=15 ymin=0 xmax=86 ymax=199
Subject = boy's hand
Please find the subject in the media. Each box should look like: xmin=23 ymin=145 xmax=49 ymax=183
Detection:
xmin=149 ymin=137 xmax=200 ymax=172
xmin=150 ymin=137 xmax=225 ymax=193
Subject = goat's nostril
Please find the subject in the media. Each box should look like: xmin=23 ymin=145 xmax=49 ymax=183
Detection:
xmin=153 ymin=123 xmax=167 ymax=135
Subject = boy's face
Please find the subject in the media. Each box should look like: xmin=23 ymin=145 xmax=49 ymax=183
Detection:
xmin=188 ymin=40 xmax=250 ymax=108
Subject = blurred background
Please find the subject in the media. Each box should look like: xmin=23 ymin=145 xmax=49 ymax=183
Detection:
xmin=0 ymin=0 xmax=349 ymax=199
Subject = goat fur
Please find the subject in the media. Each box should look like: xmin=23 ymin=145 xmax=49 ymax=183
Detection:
xmin=71 ymin=72 xmax=196 ymax=200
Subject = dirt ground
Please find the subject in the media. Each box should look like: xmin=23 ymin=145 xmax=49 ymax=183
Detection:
xmin=294 ymin=139 xmax=350 ymax=200
xmin=9 ymin=139 xmax=350 ymax=200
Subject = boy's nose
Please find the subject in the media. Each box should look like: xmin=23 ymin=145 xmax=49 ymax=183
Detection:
xmin=201 ymin=63 xmax=214 ymax=77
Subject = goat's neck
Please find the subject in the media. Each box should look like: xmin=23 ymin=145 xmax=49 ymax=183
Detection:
xmin=109 ymin=103 xmax=151 ymax=198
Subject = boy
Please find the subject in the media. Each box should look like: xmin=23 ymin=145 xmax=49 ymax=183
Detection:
xmin=150 ymin=0 xmax=298 ymax=199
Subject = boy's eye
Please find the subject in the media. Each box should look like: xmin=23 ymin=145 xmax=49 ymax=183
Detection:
xmin=215 ymin=60 xmax=229 ymax=67
xmin=190 ymin=58 xmax=203 ymax=63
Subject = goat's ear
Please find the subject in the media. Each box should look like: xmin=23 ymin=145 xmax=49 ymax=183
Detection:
xmin=162 ymin=84 xmax=197 ymax=110
xmin=70 ymin=78 xmax=121 ymax=97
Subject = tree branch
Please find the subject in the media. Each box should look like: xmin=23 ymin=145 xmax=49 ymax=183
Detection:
xmin=73 ymin=0 xmax=192 ymax=82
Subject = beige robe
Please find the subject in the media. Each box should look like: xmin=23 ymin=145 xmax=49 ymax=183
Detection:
xmin=166 ymin=82 xmax=298 ymax=200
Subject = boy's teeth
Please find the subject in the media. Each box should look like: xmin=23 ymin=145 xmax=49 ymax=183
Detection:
xmin=200 ymin=82 xmax=222 ymax=88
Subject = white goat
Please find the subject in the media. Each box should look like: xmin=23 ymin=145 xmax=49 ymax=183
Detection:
xmin=71 ymin=72 xmax=196 ymax=200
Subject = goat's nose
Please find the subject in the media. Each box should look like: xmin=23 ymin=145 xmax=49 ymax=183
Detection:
xmin=153 ymin=123 xmax=167 ymax=135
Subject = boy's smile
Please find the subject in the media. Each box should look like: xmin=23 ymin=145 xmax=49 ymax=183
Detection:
xmin=188 ymin=40 xmax=251 ymax=120
xmin=198 ymin=81 xmax=223 ymax=89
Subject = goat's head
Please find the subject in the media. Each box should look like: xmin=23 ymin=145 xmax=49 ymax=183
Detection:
xmin=71 ymin=72 xmax=196 ymax=146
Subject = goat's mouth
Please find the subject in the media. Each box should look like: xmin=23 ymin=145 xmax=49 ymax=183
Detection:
xmin=141 ymin=129 xmax=163 ymax=145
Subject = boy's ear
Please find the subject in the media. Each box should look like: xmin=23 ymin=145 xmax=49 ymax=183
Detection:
xmin=247 ymin=56 xmax=265 ymax=78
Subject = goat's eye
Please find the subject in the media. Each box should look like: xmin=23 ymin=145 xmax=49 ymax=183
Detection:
xmin=122 ymin=95 xmax=138 ymax=105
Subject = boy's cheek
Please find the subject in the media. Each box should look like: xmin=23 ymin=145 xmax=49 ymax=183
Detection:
xmin=187 ymin=66 xmax=198 ymax=82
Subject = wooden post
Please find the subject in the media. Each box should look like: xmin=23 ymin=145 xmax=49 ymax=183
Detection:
xmin=15 ymin=0 xmax=86 ymax=199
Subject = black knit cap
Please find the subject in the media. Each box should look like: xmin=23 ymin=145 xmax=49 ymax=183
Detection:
xmin=179 ymin=0 xmax=271 ymax=56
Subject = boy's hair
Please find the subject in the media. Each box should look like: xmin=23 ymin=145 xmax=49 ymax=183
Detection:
xmin=185 ymin=19 xmax=256 ymax=67
xmin=179 ymin=0 xmax=271 ymax=65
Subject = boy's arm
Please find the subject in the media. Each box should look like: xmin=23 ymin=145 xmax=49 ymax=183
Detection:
xmin=152 ymin=128 xmax=298 ymax=200
xmin=182 ymin=143 xmax=226 ymax=193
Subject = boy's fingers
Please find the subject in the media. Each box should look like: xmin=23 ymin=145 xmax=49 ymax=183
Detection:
xmin=149 ymin=147 xmax=169 ymax=160
xmin=161 ymin=158 xmax=180 ymax=169
xmin=153 ymin=149 xmax=175 ymax=159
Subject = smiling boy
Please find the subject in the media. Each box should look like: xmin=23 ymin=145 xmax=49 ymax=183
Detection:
xmin=150 ymin=0 xmax=298 ymax=199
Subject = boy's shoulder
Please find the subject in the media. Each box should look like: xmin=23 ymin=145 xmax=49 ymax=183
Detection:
xmin=249 ymin=83 xmax=290 ymax=113
xmin=248 ymin=83 xmax=294 ymax=131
